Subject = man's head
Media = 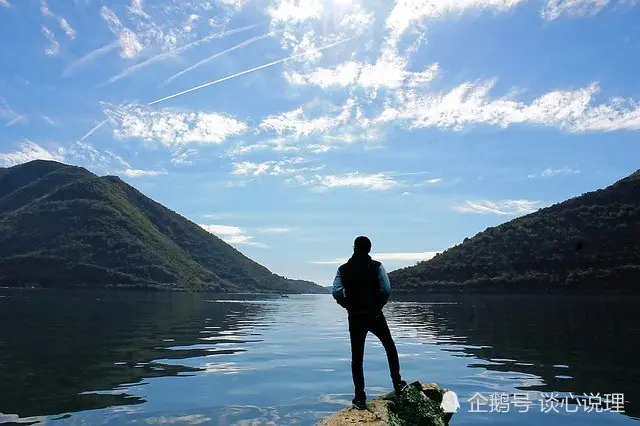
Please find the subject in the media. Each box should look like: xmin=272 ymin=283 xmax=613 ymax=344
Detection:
xmin=353 ymin=236 xmax=372 ymax=255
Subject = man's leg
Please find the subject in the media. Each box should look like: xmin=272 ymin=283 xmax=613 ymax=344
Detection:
xmin=369 ymin=314 xmax=402 ymax=385
xmin=348 ymin=314 xmax=368 ymax=401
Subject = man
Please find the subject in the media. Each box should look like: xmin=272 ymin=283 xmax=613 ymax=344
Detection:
xmin=332 ymin=236 xmax=408 ymax=410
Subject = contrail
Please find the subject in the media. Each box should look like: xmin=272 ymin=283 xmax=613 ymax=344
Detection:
xmin=77 ymin=119 xmax=108 ymax=143
xmin=159 ymin=32 xmax=274 ymax=88
xmin=63 ymin=41 xmax=119 ymax=78
xmin=148 ymin=36 xmax=356 ymax=106
xmin=98 ymin=23 xmax=264 ymax=87
xmin=5 ymin=115 xmax=27 ymax=127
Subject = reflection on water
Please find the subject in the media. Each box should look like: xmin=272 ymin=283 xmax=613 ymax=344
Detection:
xmin=0 ymin=290 xmax=638 ymax=425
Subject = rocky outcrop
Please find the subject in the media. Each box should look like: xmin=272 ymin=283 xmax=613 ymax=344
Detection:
xmin=316 ymin=382 xmax=456 ymax=426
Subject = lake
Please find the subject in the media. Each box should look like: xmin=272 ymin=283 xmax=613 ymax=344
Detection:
xmin=0 ymin=289 xmax=638 ymax=425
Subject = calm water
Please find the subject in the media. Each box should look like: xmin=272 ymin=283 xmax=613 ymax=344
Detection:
xmin=0 ymin=290 xmax=639 ymax=425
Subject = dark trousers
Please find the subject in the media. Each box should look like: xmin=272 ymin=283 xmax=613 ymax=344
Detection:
xmin=348 ymin=312 xmax=401 ymax=399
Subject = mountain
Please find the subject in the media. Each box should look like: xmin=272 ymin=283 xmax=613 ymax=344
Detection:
xmin=389 ymin=171 xmax=640 ymax=294
xmin=0 ymin=160 xmax=325 ymax=293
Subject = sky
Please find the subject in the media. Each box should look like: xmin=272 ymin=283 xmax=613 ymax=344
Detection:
xmin=1 ymin=0 xmax=640 ymax=286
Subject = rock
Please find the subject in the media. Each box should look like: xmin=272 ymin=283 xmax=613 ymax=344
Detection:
xmin=316 ymin=381 xmax=454 ymax=426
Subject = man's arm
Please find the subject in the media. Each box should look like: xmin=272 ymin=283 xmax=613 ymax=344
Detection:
xmin=332 ymin=269 xmax=349 ymax=309
xmin=378 ymin=264 xmax=391 ymax=308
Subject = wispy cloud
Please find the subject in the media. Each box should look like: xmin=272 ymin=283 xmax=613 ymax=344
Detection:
xmin=40 ymin=115 xmax=57 ymax=126
xmin=0 ymin=141 xmax=65 ymax=167
xmin=148 ymin=35 xmax=356 ymax=105
xmin=259 ymin=98 xmax=355 ymax=138
xmin=100 ymin=6 xmax=142 ymax=59
xmin=41 ymin=1 xmax=75 ymax=40
xmin=385 ymin=0 xmax=526 ymax=47
xmin=68 ymin=142 xmax=131 ymax=170
xmin=171 ymin=148 xmax=199 ymax=165
xmin=541 ymin=0 xmax=614 ymax=20
xmin=528 ymin=166 xmax=580 ymax=178
xmin=316 ymin=172 xmax=399 ymax=190
xmin=312 ymin=251 xmax=441 ymax=264
xmin=62 ymin=41 xmax=120 ymax=78
xmin=0 ymin=0 xmax=9 ymax=8
xmin=286 ymin=57 xmax=439 ymax=92
xmin=59 ymin=18 xmax=75 ymax=39
xmin=268 ymin=0 xmax=323 ymax=24
xmin=121 ymin=169 xmax=168 ymax=177
xmin=200 ymin=224 xmax=266 ymax=247
xmin=105 ymin=103 xmax=247 ymax=146
xmin=217 ymin=0 xmax=248 ymax=10
xmin=454 ymin=199 xmax=541 ymax=215
xmin=42 ymin=26 xmax=59 ymax=56
xmin=159 ymin=31 xmax=274 ymax=87
xmin=286 ymin=171 xmax=400 ymax=191
xmin=375 ymin=81 xmax=640 ymax=133
xmin=100 ymin=23 xmax=264 ymax=86
xmin=231 ymin=157 xmax=325 ymax=176
xmin=257 ymin=227 xmax=291 ymax=234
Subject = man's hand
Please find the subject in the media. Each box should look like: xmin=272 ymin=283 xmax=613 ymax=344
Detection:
xmin=334 ymin=289 xmax=350 ymax=310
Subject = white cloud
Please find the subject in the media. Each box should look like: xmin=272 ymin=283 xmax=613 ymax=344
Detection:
xmin=454 ymin=199 xmax=541 ymax=215
xmin=128 ymin=0 xmax=150 ymax=19
xmin=312 ymin=251 xmax=440 ymax=264
xmin=338 ymin=4 xmax=374 ymax=32
xmin=385 ymin=0 xmax=525 ymax=46
xmin=199 ymin=224 xmax=266 ymax=247
xmin=105 ymin=103 xmax=248 ymax=146
xmin=42 ymin=26 xmax=59 ymax=56
xmin=268 ymin=0 xmax=324 ymax=24
xmin=68 ymin=142 xmax=131 ymax=170
xmin=541 ymin=167 xmax=580 ymax=177
xmin=258 ymin=98 xmax=358 ymax=141
xmin=284 ymin=171 xmax=400 ymax=191
xmin=41 ymin=115 xmax=58 ymax=126
xmin=0 ymin=0 xmax=9 ymax=8
xmin=102 ymin=24 xmax=262 ymax=86
xmin=541 ymin=0 xmax=611 ymax=20
xmin=257 ymin=227 xmax=290 ymax=234
xmin=425 ymin=178 xmax=442 ymax=184
xmin=317 ymin=172 xmax=399 ymax=190
xmin=59 ymin=18 xmax=75 ymax=39
xmin=171 ymin=148 xmax=199 ymax=165
xmin=40 ymin=0 xmax=52 ymax=16
xmin=119 ymin=28 xmax=143 ymax=59
xmin=0 ymin=141 xmax=66 ymax=167
xmin=231 ymin=157 xmax=325 ymax=176
xmin=286 ymin=57 xmax=439 ymax=92
xmin=217 ymin=0 xmax=248 ymax=10
xmin=375 ymin=81 xmax=640 ymax=132
xmin=528 ymin=166 xmax=581 ymax=178
xmin=101 ymin=6 xmax=143 ymax=59
xmin=121 ymin=169 xmax=167 ymax=177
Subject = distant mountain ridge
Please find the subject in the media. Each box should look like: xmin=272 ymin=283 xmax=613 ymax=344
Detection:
xmin=389 ymin=171 xmax=640 ymax=294
xmin=0 ymin=160 xmax=326 ymax=293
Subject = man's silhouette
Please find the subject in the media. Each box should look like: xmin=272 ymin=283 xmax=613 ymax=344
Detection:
xmin=332 ymin=236 xmax=407 ymax=410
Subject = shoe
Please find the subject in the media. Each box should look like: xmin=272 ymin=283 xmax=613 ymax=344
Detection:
xmin=393 ymin=380 xmax=408 ymax=394
xmin=352 ymin=397 xmax=367 ymax=410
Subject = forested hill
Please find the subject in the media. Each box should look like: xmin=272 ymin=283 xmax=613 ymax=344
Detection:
xmin=389 ymin=170 xmax=640 ymax=294
xmin=0 ymin=160 xmax=326 ymax=293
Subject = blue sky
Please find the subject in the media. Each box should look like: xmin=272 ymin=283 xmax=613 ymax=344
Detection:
xmin=1 ymin=0 xmax=640 ymax=285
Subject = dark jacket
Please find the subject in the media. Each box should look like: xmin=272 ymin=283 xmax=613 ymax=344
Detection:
xmin=332 ymin=253 xmax=391 ymax=314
